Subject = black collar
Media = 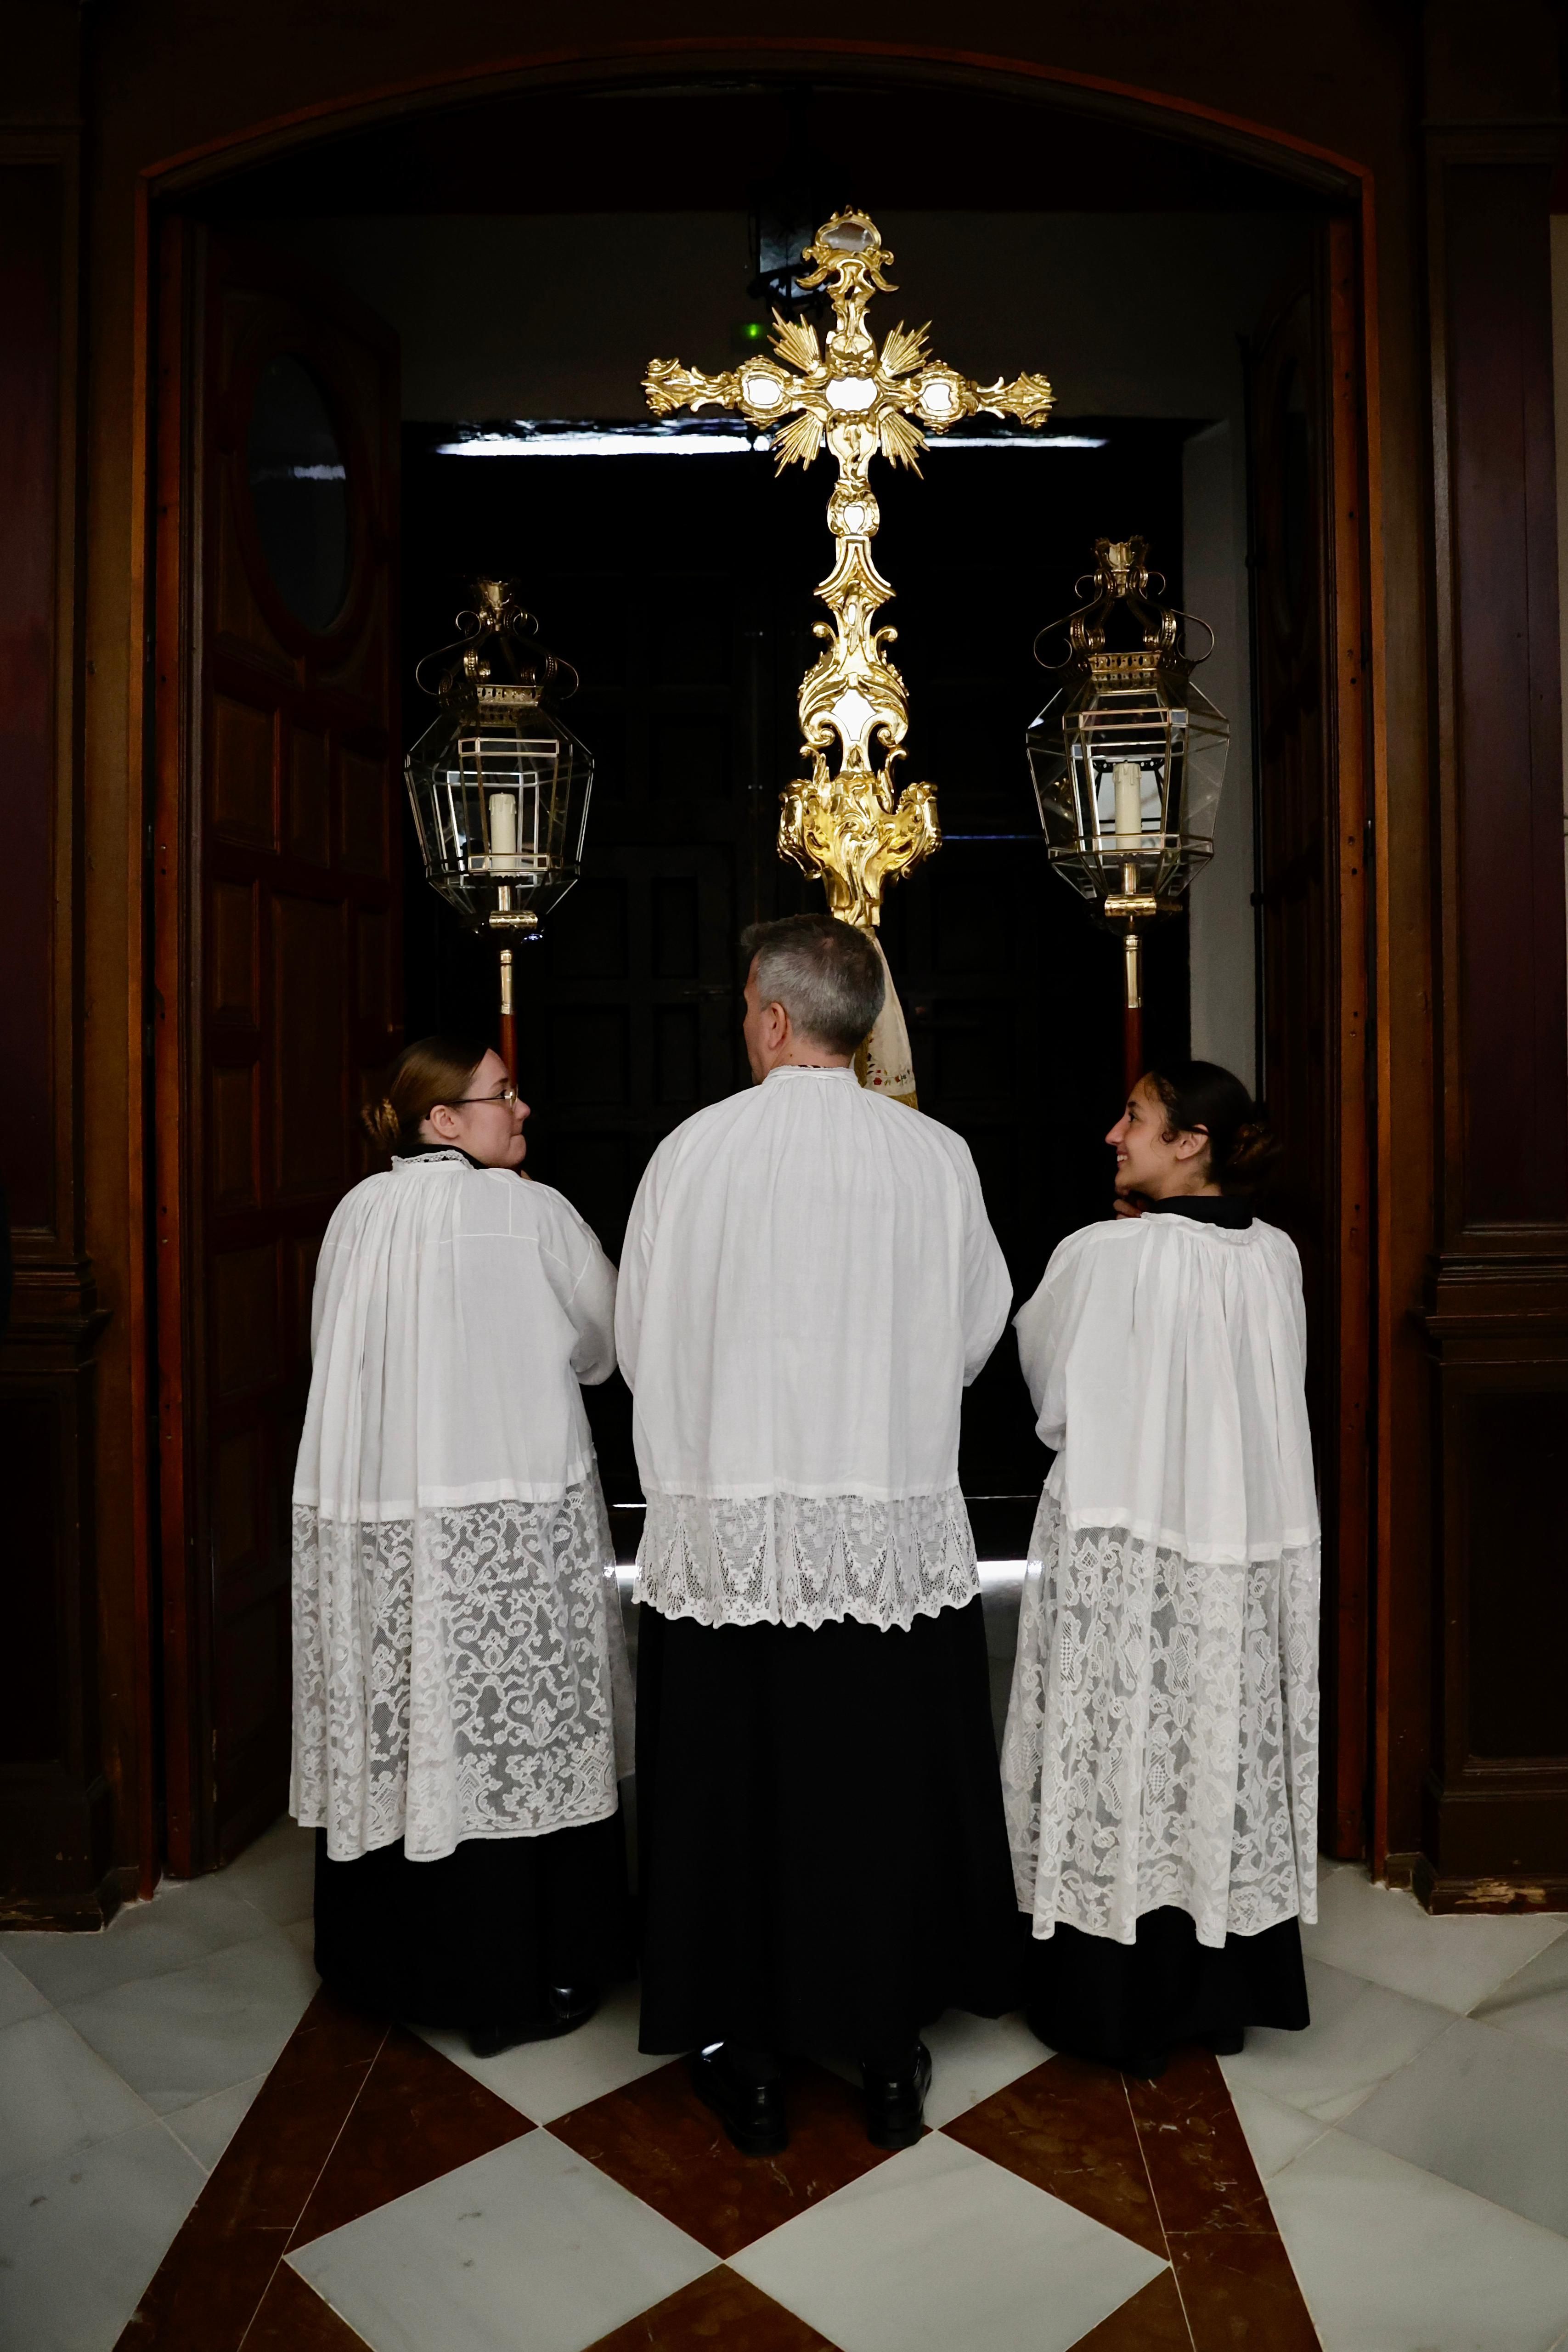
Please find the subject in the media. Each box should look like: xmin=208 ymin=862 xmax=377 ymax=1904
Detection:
xmin=1139 ymin=1193 xmax=1254 ymax=1230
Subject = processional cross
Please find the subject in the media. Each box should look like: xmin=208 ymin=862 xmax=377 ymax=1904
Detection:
xmin=644 ymin=209 xmax=1055 ymax=936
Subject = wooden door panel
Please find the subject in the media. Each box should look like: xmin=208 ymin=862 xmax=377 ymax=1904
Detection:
xmin=157 ymin=227 xmax=400 ymax=1871
xmin=285 ymin=727 xmax=332 ymax=866
xmin=341 ymin=743 xmax=392 ymax=875
xmin=211 ymin=695 xmax=276 ymax=845
xmin=209 ymin=879 xmax=258 ymax=1022
xmin=272 ymin=893 xmax=348 ymax=1196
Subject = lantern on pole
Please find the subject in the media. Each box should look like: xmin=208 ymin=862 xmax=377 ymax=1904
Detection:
xmin=404 ymin=580 xmax=593 ymax=1076
xmin=1026 ymin=537 xmax=1230 ymax=1092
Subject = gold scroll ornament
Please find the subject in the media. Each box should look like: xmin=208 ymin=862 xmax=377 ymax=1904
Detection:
xmin=645 ymin=209 xmax=1054 ymax=1104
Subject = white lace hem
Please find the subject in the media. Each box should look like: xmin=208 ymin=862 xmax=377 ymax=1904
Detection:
xmin=1000 ymin=1487 xmax=1320 ymax=1950
xmin=633 ymin=1487 xmax=979 ymax=1630
xmin=291 ymin=1480 xmax=634 ymax=1863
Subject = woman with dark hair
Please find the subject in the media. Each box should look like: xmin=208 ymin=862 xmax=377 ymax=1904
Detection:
xmin=292 ymin=1037 xmax=632 ymax=2056
xmin=1001 ymin=1060 xmax=1318 ymax=2075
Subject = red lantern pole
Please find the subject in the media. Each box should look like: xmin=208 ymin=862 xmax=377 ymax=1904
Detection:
xmin=1122 ymin=921 xmax=1144 ymax=1096
xmin=499 ymin=946 xmax=516 ymax=1080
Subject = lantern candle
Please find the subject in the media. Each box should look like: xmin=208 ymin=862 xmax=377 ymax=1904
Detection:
xmin=488 ymin=789 xmax=522 ymax=872
xmin=1112 ymin=760 xmax=1143 ymax=849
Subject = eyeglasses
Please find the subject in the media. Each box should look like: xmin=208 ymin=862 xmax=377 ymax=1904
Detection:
xmin=444 ymin=1086 xmax=520 ymax=1108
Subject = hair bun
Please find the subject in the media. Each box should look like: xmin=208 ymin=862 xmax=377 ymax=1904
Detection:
xmin=361 ymin=1097 xmax=402 ymax=1153
xmin=1226 ymin=1118 xmax=1280 ymax=1183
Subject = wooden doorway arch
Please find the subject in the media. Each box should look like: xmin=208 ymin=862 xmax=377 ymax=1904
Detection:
xmin=140 ymin=48 xmax=1380 ymax=1876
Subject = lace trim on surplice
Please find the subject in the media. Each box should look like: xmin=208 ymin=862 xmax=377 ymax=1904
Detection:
xmin=634 ymin=1487 xmax=979 ymax=1630
xmin=1000 ymin=1487 xmax=1320 ymax=1949
xmin=291 ymin=1481 xmax=633 ymax=1863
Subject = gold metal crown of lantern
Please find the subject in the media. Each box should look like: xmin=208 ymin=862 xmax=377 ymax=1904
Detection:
xmin=645 ymin=209 xmax=1056 ymax=937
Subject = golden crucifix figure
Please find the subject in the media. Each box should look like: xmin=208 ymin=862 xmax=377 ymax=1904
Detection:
xmin=644 ymin=209 xmax=1055 ymax=937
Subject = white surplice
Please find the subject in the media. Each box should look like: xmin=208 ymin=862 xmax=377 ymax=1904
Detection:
xmin=290 ymin=1150 xmax=633 ymax=1862
xmin=1000 ymin=1212 xmax=1320 ymax=1949
xmin=615 ymin=1064 xmax=1013 ymax=1630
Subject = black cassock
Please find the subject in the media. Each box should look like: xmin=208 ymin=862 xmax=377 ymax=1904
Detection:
xmin=313 ymin=1813 xmax=632 ymax=2030
xmin=635 ymin=1595 xmax=1023 ymax=2064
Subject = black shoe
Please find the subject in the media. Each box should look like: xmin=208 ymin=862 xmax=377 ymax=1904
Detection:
xmin=688 ymin=2046 xmax=789 ymax=2157
xmin=468 ymin=1985 xmax=598 ymax=2059
xmin=1198 ymin=2026 xmax=1246 ymax=2057
xmin=862 ymin=2041 xmax=932 ymax=2150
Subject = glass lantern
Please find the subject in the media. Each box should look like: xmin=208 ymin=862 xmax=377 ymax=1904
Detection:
xmin=405 ymin=579 xmax=593 ymax=938
xmin=405 ymin=580 xmax=593 ymax=1069
xmin=1026 ymin=537 xmax=1230 ymax=1086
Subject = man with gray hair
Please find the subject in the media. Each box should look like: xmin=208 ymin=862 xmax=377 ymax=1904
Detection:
xmin=616 ymin=911 xmax=1019 ymax=2156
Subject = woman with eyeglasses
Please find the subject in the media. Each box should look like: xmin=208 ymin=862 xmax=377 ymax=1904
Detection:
xmin=292 ymin=1036 xmax=632 ymax=2057
xmin=1001 ymin=1061 xmax=1318 ymax=2078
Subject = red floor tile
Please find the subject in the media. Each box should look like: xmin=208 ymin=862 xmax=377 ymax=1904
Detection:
xmin=551 ymin=2056 xmax=899 ymax=2259
xmin=942 ymin=2054 xmax=1167 ymax=2258
xmin=1125 ymin=2048 xmax=1275 ymax=2234
xmin=580 ymin=2264 xmax=844 ymax=2350
xmin=242 ymin=2258 xmax=375 ymax=2349
xmin=116 ymin=1990 xmax=386 ymax=2352
xmin=1123 ymin=2048 xmax=1319 ymax=2346
xmin=1167 ymin=2228 xmax=1321 ymax=2349
xmin=1069 ymin=2267 xmax=1192 ymax=2349
xmin=288 ymin=2021 xmax=530 ymax=2247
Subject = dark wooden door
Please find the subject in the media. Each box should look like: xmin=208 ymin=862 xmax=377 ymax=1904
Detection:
xmin=1248 ymin=219 xmax=1372 ymax=1857
xmin=401 ymin=424 xmax=1185 ymax=1555
xmin=155 ymin=228 xmax=401 ymax=1872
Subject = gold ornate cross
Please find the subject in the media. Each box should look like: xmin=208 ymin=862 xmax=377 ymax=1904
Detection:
xmin=645 ymin=208 xmax=1055 ymax=929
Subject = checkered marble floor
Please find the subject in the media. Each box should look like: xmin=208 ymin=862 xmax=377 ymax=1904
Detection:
xmin=6 ymin=1819 xmax=1568 ymax=2349
xmin=102 ymin=1957 xmax=1312 ymax=2352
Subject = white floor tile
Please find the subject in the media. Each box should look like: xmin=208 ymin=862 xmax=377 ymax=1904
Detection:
xmin=1221 ymin=2075 xmax=1331 ymax=2178
xmin=1267 ymin=2128 xmax=1568 ymax=2352
xmin=919 ymin=2010 xmax=1050 ymax=2129
xmin=163 ymin=2071 xmax=267 ymax=2171
xmin=1472 ymin=1936 xmax=1568 ymax=2056
xmin=733 ymin=2132 xmax=1167 ymax=2352
xmin=0 ymin=2118 xmax=204 ymax=2352
xmin=0 ymin=2012 xmax=156 ymax=2184
xmin=0 ymin=1952 xmax=49 ymax=2030
xmin=288 ymin=2129 xmax=714 ymax=2352
xmin=61 ymin=1928 xmax=317 ymax=2115
xmin=0 ymin=1873 xmax=273 ymax=2008
xmin=1303 ymin=1870 xmax=1568 ymax=2016
xmin=1224 ymin=1957 xmax=1453 ymax=2122
xmin=416 ymin=1979 xmax=667 ymax=2124
xmin=1341 ymin=2016 xmax=1568 ymax=2238
xmin=218 ymin=1815 xmax=317 ymax=1925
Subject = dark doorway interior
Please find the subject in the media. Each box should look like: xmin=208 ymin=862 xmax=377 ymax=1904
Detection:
xmin=399 ymin=421 xmax=1190 ymax=1556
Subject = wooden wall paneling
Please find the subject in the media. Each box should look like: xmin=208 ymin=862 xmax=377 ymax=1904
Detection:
xmin=154 ymin=226 xmax=400 ymax=1872
xmin=1248 ymin=220 xmax=1374 ymax=1859
xmin=152 ymin=210 xmax=207 ymax=1878
xmin=1325 ymin=213 xmax=1374 ymax=1862
xmin=1422 ymin=128 xmax=1568 ymax=1909
xmin=0 ymin=133 xmax=122 ymax=1927
xmin=1431 ymin=140 xmax=1568 ymax=1252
